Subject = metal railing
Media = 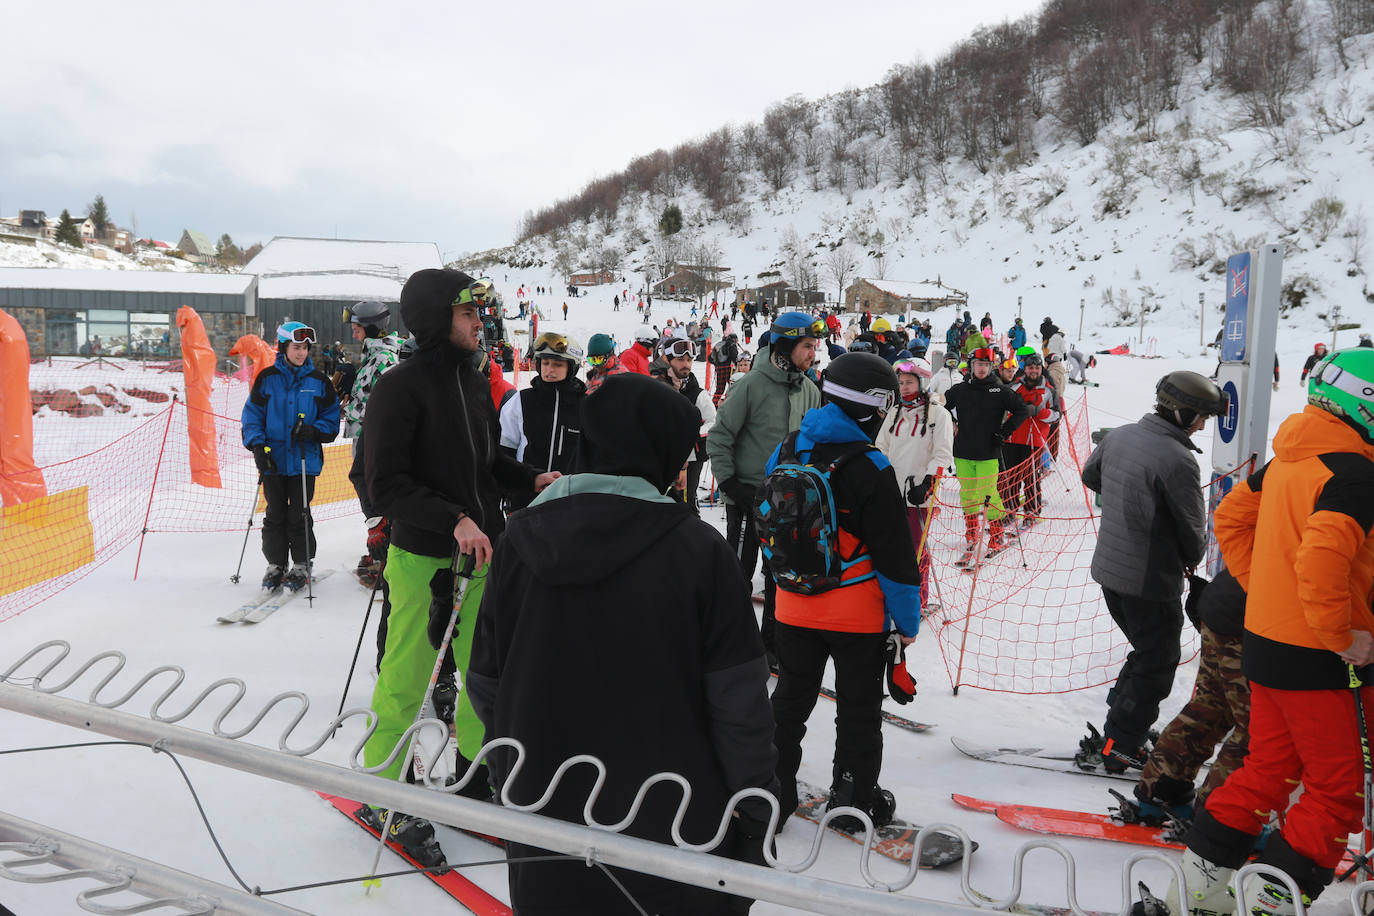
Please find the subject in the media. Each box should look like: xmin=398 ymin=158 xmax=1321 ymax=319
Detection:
xmin=0 ymin=640 xmax=1207 ymax=915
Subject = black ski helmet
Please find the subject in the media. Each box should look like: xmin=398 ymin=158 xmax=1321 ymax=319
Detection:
xmin=821 ymin=352 xmax=899 ymax=439
xmin=1156 ymin=370 xmax=1227 ymax=428
xmin=346 ymin=300 xmax=391 ymax=338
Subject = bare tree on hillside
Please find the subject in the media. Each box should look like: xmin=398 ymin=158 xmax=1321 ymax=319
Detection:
xmin=1215 ymin=2 xmax=1312 ymax=128
xmin=824 ymin=244 xmax=858 ymax=307
xmin=1325 ymin=0 xmax=1374 ymax=70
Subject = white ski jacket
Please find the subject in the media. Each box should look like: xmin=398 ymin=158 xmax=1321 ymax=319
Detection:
xmin=875 ymin=397 xmax=954 ymax=508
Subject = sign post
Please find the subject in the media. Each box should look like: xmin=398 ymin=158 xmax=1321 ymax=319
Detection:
xmin=1206 ymin=244 xmax=1283 ymax=574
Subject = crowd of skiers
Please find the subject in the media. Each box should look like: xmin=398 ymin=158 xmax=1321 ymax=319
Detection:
xmin=237 ymin=273 xmax=1374 ymax=916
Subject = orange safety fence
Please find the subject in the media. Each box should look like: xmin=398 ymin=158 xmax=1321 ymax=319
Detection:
xmin=2 ymin=357 xmax=360 ymax=622
xmin=923 ymin=393 xmax=1202 ymax=694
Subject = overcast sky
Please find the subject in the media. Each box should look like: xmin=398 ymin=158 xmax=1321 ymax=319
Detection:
xmin=4 ymin=0 xmax=1046 ymax=260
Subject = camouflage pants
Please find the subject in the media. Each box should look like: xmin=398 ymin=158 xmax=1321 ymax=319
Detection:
xmin=1138 ymin=625 xmax=1248 ymax=805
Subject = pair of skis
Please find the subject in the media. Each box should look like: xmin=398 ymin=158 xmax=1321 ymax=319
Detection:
xmin=217 ymin=570 xmax=334 ymax=623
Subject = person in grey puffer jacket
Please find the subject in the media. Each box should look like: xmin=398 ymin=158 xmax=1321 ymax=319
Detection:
xmin=1076 ymin=370 xmax=1225 ymax=772
xmin=706 ymin=313 xmax=821 ymax=666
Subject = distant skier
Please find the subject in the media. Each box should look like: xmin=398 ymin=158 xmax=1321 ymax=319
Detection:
xmin=241 ymin=322 xmax=340 ymax=593
xmin=1008 ymin=317 xmax=1027 ymax=351
xmin=1300 ymin=342 xmax=1329 ymax=383
xmin=1067 ymin=345 xmax=1089 ymax=384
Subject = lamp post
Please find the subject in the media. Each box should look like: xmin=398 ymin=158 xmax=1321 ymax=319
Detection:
xmin=1077 ymin=298 xmax=1085 ymax=342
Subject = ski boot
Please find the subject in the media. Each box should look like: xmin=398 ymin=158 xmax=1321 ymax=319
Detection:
xmin=984 ymin=521 xmax=1006 ymax=559
xmin=1110 ymin=782 xmax=1195 ymax=837
xmin=825 ymin=770 xmax=896 ymax=834
xmin=261 ymin=564 xmax=285 ymax=591
xmin=283 ymin=564 xmax=310 ymax=592
xmin=954 ymin=515 xmax=980 ymax=567
xmin=354 ymin=806 xmax=449 ymax=874
xmin=1239 ymin=833 xmax=1330 ymax=916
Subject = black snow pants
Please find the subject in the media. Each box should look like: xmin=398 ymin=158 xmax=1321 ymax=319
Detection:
xmin=261 ymin=474 xmax=316 ymax=567
xmin=1102 ymin=587 xmax=1183 ymax=752
xmin=771 ymin=622 xmax=887 ymax=816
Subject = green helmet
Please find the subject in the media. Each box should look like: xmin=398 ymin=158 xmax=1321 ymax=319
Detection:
xmin=1308 ymin=348 xmax=1374 ymax=444
xmin=587 ymin=333 xmax=616 ymax=358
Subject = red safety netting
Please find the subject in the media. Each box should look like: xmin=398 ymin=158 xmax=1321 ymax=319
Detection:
xmin=2 ymin=358 xmax=359 ymax=621
xmin=924 ymin=393 xmax=1202 ymax=694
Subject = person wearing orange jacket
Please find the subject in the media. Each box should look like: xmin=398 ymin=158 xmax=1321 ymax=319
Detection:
xmin=1179 ymin=347 xmax=1374 ymax=916
xmin=618 ymin=332 xmax=654 ymax=375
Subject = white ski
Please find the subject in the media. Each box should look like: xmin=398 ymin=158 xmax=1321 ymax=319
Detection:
xmin=217 ymin=588 xmax=281 ymax=624
xmin=242 ymin=570 xmax=335 ymax=623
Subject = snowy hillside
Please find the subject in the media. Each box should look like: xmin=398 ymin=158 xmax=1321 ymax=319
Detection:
xmin=0 ymin=235 xmax=215 ymax=273
xmin=487 ymin=4 xmax=1374 ymax=357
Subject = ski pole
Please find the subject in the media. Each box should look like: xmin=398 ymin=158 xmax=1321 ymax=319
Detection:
xmin=296 ymin=414 xmax=315 ymax=607
xmin=229 ymin=476 xmax=262 ymax=584
xmin=1351 ymin=664 xmax=1373 ymax=879
xmin=368 ymin=550 xmax=477 ymax=886
xmin=337 ymin=574 xmax=384 ymax=720
xmin=913 ymin=467 xmax=944 ymax=609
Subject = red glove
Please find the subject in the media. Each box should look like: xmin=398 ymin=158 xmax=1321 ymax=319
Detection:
xmin=885 ymin=632 xmax=917 ymax=704
xmin=366 ymin=517 xmax=390 ymax=562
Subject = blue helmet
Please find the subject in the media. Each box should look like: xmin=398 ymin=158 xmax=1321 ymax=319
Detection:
xmin=277 ymin=321 xmax=316 ymax=345
xmin=769 ymin=312 xmax=823 ymax=343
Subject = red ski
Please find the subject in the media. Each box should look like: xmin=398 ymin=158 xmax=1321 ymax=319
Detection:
xmin=951 ymin=794 xmax=1363 ymax=877
xmin=318 ymin=792 xmax=511 ymax=915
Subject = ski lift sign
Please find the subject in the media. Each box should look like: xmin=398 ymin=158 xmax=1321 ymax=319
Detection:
xmin=1211 ymin=246 xmax=1282 ymax=491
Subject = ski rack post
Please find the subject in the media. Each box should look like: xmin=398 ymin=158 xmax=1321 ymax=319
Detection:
xmin=1 ymin=639 xmax=1209 ymax=916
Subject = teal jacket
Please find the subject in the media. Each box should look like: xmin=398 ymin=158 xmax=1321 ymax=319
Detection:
xmin=705 ymin=353 xmax=820 ymax=499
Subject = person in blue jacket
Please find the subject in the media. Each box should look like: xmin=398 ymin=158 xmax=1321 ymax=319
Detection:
xmin=241 ymin=321 xmax=341 ymax=591
xmin=1008 ymin=317 xmax=1027 ymax=351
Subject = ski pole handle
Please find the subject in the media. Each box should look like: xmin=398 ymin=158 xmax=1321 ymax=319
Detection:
xmin=455 ymin=551 xmax=477 ymax=578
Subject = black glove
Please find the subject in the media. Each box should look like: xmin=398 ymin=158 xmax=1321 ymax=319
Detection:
xmin=292 ymin=417 xmax=322 ymax=443
xmin=905 ymin=474 xmax=933 ymax=506
xmin=251 ymin=444 xmax=275 ymax=475
xmin=728 ymin=807 xmax=773 ymax=869
xmin=885 ymin=632 xmax=917 ymax=705
xmin=722 ymin=477 xmax=756 ymax=509
xmin=366 ymin=517 xmax=390 ymax=563
xmin=1184 ymin=574 xmax=1209 ymax=632
xmin=426 ymin=567 xmax=456 ymax=650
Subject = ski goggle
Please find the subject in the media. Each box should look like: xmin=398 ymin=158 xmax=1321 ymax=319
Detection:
xmin=823 ymin=379 xmax=896 ymax=416
xmin=660 ymin=339 xmax=696 ymax=359
xmin=848 ymin=340 xmax=877 ymax=354
xmin=282 ymin=325 xmax=316 ymax=344
xmin=455 ymin=279 xmax=495 ymax=308
xmin=534 ymin=332 xmax=570 ymax=353
xmin=894 ymin=360 xmax=931 ymax=379
xmin=587 ymin=353 xmax=612 ymax=368
xmin=1000 ymin=358 xmax=1020 ymax=372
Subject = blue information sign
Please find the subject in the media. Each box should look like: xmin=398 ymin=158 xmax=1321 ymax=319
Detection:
xmin=1222 ymin=252 xmax=1251 ymax=363
xmin=1219 ymin=380 xmax=1239 ymax=444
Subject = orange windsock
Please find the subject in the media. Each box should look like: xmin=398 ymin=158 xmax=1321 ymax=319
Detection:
xmin=229 ymin=334 xmax=277 ymax=383
xmin=0 ymin=309 xmax=47 ymax=506
xmin=177 ymin=306 xmax=222 ymax=489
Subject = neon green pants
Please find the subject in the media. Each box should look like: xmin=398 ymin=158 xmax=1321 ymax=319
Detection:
xmin=955 ymin=457 xmax=1007 ymax=521
xmin=363 ymin=545 xmax=488 ymax=781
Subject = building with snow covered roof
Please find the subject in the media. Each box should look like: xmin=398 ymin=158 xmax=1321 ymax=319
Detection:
xmin=0 ymin=267 xmax=257 ymax=360
xmin=844 ymin=277 xmax=967 ymax=315
xmin=241 ymin=236 xmax=443 ymax=342
xmin=178 ymin=230 xmax=217 ymax=265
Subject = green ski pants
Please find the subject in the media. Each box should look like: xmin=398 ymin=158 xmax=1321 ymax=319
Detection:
xmin=363 ymin=545 xmax=488 ymax=781
xmin=955 ymin=457 xmax=1007 ymax=521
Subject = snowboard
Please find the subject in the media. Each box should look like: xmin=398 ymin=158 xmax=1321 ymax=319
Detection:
xmin=793 ymin=780 xmax=973 ymax=868
xmin=318 ymin=791 xmax=511 ymax=914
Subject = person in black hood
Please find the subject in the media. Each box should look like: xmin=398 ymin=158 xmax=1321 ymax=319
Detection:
xmin=469 ymin=373 xmax=779 ymax=916
xmin=358 ymin=269 xmax=559 ymax=869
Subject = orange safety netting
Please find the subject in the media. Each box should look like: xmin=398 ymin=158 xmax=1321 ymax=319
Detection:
xmin=923 ymin=394 xmax=1201 ymax=694
xmin=2 ymin=358 xmax=359 ymax=621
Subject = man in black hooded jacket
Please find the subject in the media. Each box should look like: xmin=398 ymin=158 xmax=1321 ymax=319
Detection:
xmin=359 ymin=268 xmax=558 ymax=865
xmin=469 ymin=373 xmax=778 ymax=915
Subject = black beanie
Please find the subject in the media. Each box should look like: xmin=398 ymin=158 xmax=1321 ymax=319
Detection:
xmin=577 ymin=374 xmax=698 ymax=493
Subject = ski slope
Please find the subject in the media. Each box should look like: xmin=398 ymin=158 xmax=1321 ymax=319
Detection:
xmin=1 ymin=273 xmax=1362 ymax=915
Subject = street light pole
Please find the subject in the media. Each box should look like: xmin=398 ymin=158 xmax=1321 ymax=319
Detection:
xmin=1332 ymin=304 xmax=1342 ymax=349
xmin=1017 ymin=295 xmax=1022 ymax=322
xmin=1199 ymin=292 xmax=1205 ymax=347
xmin=1078 ymin=298 xmax=1085 ymax=342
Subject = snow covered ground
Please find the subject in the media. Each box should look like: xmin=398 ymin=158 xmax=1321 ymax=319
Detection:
xmin=4 ymin=270 xmax=1363 ymax=915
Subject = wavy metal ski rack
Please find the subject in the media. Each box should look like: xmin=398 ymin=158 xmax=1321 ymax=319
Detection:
xmin=0 ymin=640 xmax=1294 ymax=915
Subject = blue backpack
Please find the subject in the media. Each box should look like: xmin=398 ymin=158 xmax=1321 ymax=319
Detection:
xmin=754 ymin=436 xmax=875 ymax=595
